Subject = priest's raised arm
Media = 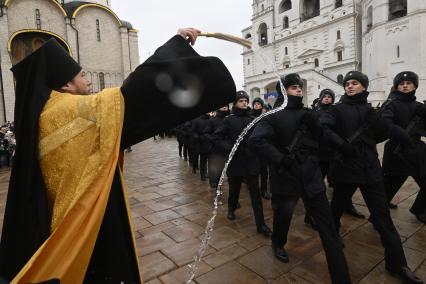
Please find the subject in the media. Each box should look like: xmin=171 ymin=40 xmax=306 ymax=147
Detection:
xmin=120 ymin=32 xmax=236 ymax=149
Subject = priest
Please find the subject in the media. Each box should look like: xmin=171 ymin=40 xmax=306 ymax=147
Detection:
xmin=0 ymin=28 xmax=236 ymax=283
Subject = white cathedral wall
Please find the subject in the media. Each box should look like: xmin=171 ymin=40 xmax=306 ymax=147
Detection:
xmin=74 ymin=7 xmax=123 ymax=90
xmin=6 ymin=0 xmax=66 ymax=38
xmin=128 ymin=31 xmax=140 ymax=73
xmin=362 ymin=1 xmax=426 ymax=102
xmin=244 ymin=0 xmax=358 ymax=100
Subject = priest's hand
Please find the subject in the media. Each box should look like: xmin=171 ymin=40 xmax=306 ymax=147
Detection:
xmin=177 ymin=27 xmax=201 ymax=46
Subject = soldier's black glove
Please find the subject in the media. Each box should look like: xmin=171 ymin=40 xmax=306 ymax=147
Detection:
xmin=301 ymin=111 xmax=316 ymax=128
xmin=390 ymin=125 xmax=412 ymax=147
xmin=339 ymin=142 xmax=356 ymax=158
xmin=280 ymin=154 xmax=295 ymax=169
xmin=278 ymin=154 xmax=298 ymax=176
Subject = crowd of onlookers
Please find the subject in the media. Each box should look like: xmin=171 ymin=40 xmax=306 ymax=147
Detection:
xmin=0 ymin=122 xmax=15 ymax=167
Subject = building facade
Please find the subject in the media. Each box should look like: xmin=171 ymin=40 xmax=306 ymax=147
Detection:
xmin=362 ymin=0 xmax=426 ymax=102
xmin=0 ymin=0 xmax=139 ymax=123
xmin=243 ymin=0 xmax=425 ymax=105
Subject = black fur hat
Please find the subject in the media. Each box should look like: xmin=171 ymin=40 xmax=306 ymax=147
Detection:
xmin=276 ymin=73 xmax=304 ymax=94
xmin=234 ymin=90 xmax=249 ymax=104
xmin=252 ymin=97 xmax=265 ymax=108
xmin=319 ymin=89 xmax=335 ymax=103
xmin=343 ymin=71 xmax=369 ymax=89
xmin=393 ymin=71 xmax=419 ymax=89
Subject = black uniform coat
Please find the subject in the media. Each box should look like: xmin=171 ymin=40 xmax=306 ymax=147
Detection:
xmin=380 ymin=90 xmax=426 ymax=176
xmin=213 ymin=107 xmax=259 ymax=176
xmin=314 ymin=103 xmax=334 ymax=163
xmin=191 ymin=114 xmax=211 ymax=154
xmin=249 ymin=96 xmax=325 ymax=198
xmin=320 ymin=92 xmax=388 ymax=184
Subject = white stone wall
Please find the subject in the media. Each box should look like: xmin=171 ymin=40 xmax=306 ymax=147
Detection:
xmin=74 ymin=6 xmax=123 ymax=92
xmin=243 ymin=0 xmax=359 ymax=102
xmin=62 ymin=0 xmax=111 ymax=8
xmin=7 ymin=0 xmax=66 ymax=38
xmin=0 ymin=8 xmax=13 ymax=122
xmin=128 ymin=30 xmax=140 ymax=74
xmin=361 ymin=0 xmax=426 ymax=102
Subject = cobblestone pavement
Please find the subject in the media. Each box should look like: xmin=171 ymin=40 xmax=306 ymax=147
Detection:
xmin=0 ymin=138 xmax=425 ymax=283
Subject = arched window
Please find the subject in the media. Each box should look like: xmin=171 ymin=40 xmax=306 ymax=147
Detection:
xmin=314 ymin=58 xmax=319 ymax=67
xmin=258 ymin=23 xmax=268 ymax=46
xmin=248 ymin=58 xmax=251 ymax=65
xmin=99 ymin=72 xmax=105 ymax=90
xmin=96 ymin=19 xmax=101 ymax=42
xmin=389 ymin=0 xmax=407 ymax=20
xmin=283 ymin=16 xmax=289 ymax=28
xmin=337 ymin=30 xmax=341 ymax=40
xmin=367 ymin=6 xmax=373 ymax=32
xmin=337 ymin=74 xmax=343 ymax=84
xmin=279 ymin=0 xmax=292 ymax=13
xmin=396 ymin=45 xmax=400 ymax=58
xmin=335 ymin=0 xmax=342 ymax=8
xmin=284 ymin=46 xmax=288 ymax=55
xmin=337 ymin=51 xmax=343 ymax=61
xmin=300 ymin=0 xmax=320 ymax=22
xmin=245 ymin=33 xmax=252 ymax=39
xmin=35 ymin=9 xmax=41 ymax=30
xmin=261 ymin=4 xmax=264 ymax=11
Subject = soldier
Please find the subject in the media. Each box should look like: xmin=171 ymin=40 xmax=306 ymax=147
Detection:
xmin=214 ymin=91 xmax=272 ymax=237
xmin=251 ymin=97 xmax=271 ymax=199
xmin=191 ymin=113 xmax=211 ymax=181
xmin=380 ymin=71 xmax=426 ymax=223
xmin=321 ymin=71 xmax=422 ymax=284
xmin=312 ymin=90 xmax=365 ymax=222
xmin=204 ymin=105 xmax=230 ymax=188
xmin=249 ymin=74 xmax=351 ymax=283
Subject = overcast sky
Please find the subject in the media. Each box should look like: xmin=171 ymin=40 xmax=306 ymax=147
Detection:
xmin=111 ymin=0 xmax=252 ymax=89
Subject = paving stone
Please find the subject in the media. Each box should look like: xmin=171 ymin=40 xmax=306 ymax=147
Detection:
xmin=144 ymin=209 xmax=182 ymax=225
xmin=139 ymin=251 xmax=176 ymax=282
xmin=137 ymin=232 xmax=176 ymax=257
xmin=159 ymin=260 xmax=212 ymax=284
xmin=161 ymin=238 xmax=216 ymax=266
xmin=208 ymin=226 xmax=246 ymax=250
xmin=290 ymin=251 xmax=332 ymax=283
xmin=414 ymin=261 xmax=426 ymax=281
xmin=144 ymin=200 xmax=181 ymax=212
xmin=238 ymin=233 xmax=271 ymax=252
xmin=203 ymin=244 xmax=248 ymax=268
xmin=339 ymin=239 xmax=384 ymax=282
xmin=195 ymin=261 xmax=265 ymax=284
xmin=172 ymin=201 xmax=211 ymax=216
xmin=403 ymin=226 xmax=426 ymax=253
xmin=238 ymin=245 xmax=297 ymax=279
xmin=144 ymin=278 xmax=162 ymax=284
xmin=272 ymin=273 xmax=313 ymax=283
xmin=345 ymin=222 xmax=383 ymax=253
xmin=359 ymin=246 xmax=426 ymax=283
xmin=162 ymin=221 xmax=204 ymax=242
xmin=140 ymin=221 xmax=177 ymax=236
xmin=132 ymin=216 xmax=153 ymax=231
xmin=132 ymin=192 xmax=162 ymax=202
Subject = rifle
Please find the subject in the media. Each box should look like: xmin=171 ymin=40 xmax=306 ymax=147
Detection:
xmin=343 ymin=99 xmax=393 ymax=146
xmin=392 ymin=114 xmax=422 ymax=155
